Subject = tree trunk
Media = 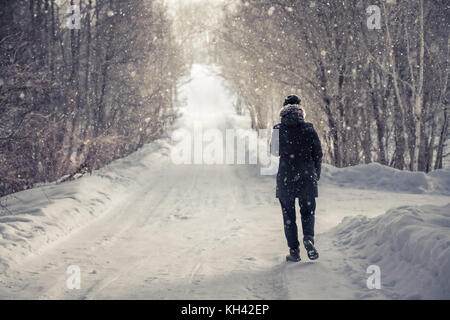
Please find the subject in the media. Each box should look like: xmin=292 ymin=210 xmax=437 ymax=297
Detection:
xmin=411 ymin=0 xmax=425 ymax=171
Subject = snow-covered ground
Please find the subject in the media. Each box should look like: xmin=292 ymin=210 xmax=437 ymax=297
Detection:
xmin=0 ymin=64 xmax=449 ymax=299
xmin=332 ymin=204 xmax=450 ymax=299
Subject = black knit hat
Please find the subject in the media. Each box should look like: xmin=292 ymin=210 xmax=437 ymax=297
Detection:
xmin=283 ymin=94 xmax=301 ymax=106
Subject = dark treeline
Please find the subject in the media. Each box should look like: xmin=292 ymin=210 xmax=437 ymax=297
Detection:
xmin=216 ymin=0 xmax=448 ymax=171
xmin=0 ymin=0 xmax=183 ymax=196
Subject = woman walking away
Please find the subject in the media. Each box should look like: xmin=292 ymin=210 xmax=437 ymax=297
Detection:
xmin=270 ymin=95 xmax=323 ymax=262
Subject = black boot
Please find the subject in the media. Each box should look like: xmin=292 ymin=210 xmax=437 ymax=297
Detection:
xmin=286 ymin=247 xmax=301 ymax=262
xmin=303 ymin=235 xmax=319 ymax=260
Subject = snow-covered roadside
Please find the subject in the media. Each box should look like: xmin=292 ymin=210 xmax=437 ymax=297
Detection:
xmin=0 ymin=139 xmax=171 ymax=275
xmin=320 ymin=163 xmax=450 ymax=196
xmin=331 ymin=203 xmax=450 ymax=299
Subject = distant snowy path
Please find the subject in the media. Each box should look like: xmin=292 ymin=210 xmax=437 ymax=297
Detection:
xmin=1 ymin=65 xmax=448 ymax=299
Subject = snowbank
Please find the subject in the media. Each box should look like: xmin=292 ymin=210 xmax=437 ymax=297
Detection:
xmin=321 ymin=163 xmax=450 ymax=196
xmin=331 ymin=203 xmax=450 ymax=299
xmin=0 ymin=139 xmax=171 ymax=275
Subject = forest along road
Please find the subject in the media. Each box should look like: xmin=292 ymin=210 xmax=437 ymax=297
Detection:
xmin=1 ymin=65 xmax=448 ymax=299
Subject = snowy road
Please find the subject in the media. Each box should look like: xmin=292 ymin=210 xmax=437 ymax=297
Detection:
xmin=1 ymin=162 xmax=288 ymax=299
xmin=2 ymin=162 xmax=447 ymax=299
xmin=1 ymin=65 xmax=449 ymax=299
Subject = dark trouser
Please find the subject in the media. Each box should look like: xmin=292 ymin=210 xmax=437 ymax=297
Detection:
xmin=279 ymin=196 xmax=316 ymax=249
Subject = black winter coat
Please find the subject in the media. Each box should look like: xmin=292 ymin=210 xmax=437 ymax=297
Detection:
xmin=271 ymin=107 xmax=323 ymax=199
